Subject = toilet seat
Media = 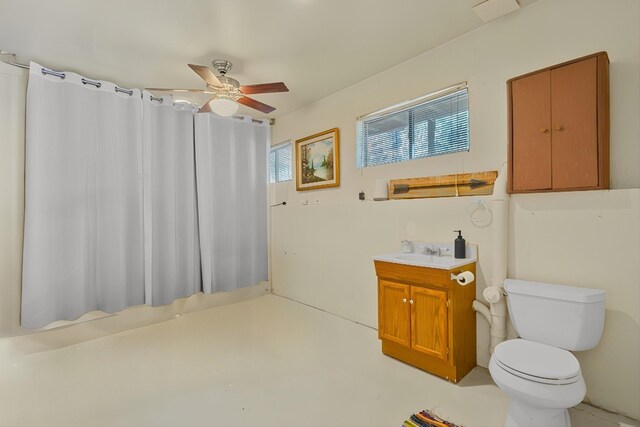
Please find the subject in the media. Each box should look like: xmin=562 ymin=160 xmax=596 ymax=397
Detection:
xmin=493 ymin=339 xmax=581 ymax=385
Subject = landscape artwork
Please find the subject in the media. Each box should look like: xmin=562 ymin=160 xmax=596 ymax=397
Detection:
xmin=295 ymin=128 xmax=340 ymax=191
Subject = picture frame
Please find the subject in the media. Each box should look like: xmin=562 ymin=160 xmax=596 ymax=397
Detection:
xmin=295 ymin=127 xmax=340 ymax=191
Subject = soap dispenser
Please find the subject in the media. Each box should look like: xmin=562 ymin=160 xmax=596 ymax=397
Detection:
xmin=454 ymin=230 xmax=466 ymax=259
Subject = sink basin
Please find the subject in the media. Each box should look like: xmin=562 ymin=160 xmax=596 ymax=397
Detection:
xmin=395 ymin=254 xmax=454 ymax=266
xmin=373 ymin=247 xmax=477 ymax=270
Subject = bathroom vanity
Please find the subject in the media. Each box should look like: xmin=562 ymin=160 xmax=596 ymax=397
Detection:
xmin=373 ymin=245 xmax=477 ymax=383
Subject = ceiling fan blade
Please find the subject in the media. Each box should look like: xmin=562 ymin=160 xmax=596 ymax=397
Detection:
xmin=188 ymin=64 xmax=223 ymax=88
xmin=240 ymin=82 xmax=289 ymax=95
xmin=237 ymin=96 xmax=276 ymax=114
xmin=198 ymin=98 xmax=215 ymax=113
xmin=145 ymin=88 xmax=212 ymax=93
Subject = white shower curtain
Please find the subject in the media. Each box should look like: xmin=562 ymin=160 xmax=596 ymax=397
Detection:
xmin=22 ymin=64 xmax=269 ymax=328
xmin=142 ymin=92 xmax=201 ymax=306
xmin=195 ymin=114 xmax=269 ymax=293
xmin=22 ymin=63 xmax=144 ymax=329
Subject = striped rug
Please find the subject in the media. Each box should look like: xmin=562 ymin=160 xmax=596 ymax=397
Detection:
xmin=402 ymin=409 xmax=462 ymax=427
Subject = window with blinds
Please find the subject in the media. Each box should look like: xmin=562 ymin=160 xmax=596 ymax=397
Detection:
xmin=269 ymin=141 xmax=292 ymax=183
xmin=356 ymin=86 xmax=469 ymax=168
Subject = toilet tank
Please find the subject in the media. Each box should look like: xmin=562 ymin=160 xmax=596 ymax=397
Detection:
xmin=504 ymin=279 xmax=606 ymax=351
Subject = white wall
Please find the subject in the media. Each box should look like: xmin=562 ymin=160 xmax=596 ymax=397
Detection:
xmin=0 ymin=62 xmax=269 ymax=355
xmin=271 ymin=0 xmax=640 ymax=418
xmin=509 ymin=189 xmax=640 ymax=417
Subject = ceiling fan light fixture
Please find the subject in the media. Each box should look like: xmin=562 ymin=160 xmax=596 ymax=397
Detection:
xmin=151 ymin=60 xmax=287 ymax=115
xmin=209 ymin=95 xmax=238 ymax=117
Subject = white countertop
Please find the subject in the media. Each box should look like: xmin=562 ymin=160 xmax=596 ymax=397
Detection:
xmin=373 ymin=243 xmax=477 ymax=270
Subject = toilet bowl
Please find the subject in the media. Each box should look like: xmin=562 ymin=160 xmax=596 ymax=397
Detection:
xmin=490 ymin=279 xmax=606 ymax=427
xmin=489 ymin=339 xmax=586 ymax=427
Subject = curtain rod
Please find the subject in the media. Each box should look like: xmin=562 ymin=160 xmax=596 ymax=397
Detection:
xmin=232 ymin=115 xmax=274 ymax=125
xmin=0 ymin=51 xmax=29 ymax=69
xmin=1 ymin=51 xmax=275 ymax=124
xmin=1 ymin=51 xmax=138 ymax=94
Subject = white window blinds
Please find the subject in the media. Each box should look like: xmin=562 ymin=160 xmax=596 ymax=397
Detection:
xmin=357 ymin=86 xmax=469 ymax=168
xmin=269 ymin=141 xmax=292 ymax=183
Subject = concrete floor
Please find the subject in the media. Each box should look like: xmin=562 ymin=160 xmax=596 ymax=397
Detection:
xmin=0 ymin=294 xmax=636 ymax=427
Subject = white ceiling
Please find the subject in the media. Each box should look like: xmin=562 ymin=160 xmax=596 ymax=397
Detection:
xmin=0 ymin=0 xmax=538 ymax=118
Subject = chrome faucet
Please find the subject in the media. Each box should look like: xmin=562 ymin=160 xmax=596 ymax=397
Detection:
xmin=423 ymin=246 xmax=442 ymax=256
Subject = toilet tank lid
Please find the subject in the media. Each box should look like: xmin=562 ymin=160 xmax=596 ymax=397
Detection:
xmin=504 ymin=279 xmax=606 ymax=303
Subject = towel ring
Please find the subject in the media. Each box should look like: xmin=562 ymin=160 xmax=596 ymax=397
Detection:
xmin=466 ymin=199 xmax=491 ymax=223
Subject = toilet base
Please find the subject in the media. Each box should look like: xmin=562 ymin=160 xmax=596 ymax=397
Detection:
xmin=505 ymin=399 xmax=571 ymax=427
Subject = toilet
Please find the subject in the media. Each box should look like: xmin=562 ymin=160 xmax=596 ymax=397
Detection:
xmin=489 ymin=279 xmax=606 ymax=427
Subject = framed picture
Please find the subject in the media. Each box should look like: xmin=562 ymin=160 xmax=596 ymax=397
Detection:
xmin=295 ymin=128 xmax=340 ymax=191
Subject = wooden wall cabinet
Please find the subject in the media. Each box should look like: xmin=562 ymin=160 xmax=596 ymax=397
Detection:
xmin=507 ymin=52 xmax=610 ymax=193
xmin=374 ymin=261 xmax=476 ymax=383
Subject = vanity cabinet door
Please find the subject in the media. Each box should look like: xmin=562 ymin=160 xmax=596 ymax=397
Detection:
xmin=378 ymin=280 xmax=410 ymax=347
xmin=410 ymin=286 xmax=449 ymax=361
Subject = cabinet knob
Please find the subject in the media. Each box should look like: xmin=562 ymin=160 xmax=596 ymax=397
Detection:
xmin=539 ymin=128 xmax=549 ymax=133
xmin=402 ymin=298 xmax=407 ymax=303
xmin=555 ymin=125 xmax=565 ymax=131
xmin=409 ymin=299 xmax=414 ymax=304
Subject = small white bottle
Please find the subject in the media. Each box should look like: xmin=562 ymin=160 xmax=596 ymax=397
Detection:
xmin=400 ymin=240 xmax=414 ymax=253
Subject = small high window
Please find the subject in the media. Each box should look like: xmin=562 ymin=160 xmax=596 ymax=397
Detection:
xmin=269 ymin=141 xmax=292 ymax=183
xmin=356 ymin=84 xmax=469 ymax=168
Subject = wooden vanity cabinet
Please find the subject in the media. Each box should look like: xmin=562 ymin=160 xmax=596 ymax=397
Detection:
xmin=508 ymin=52 xmax=609 ymax=193
xmin=375 ymin=261 xmax=476 ymax=383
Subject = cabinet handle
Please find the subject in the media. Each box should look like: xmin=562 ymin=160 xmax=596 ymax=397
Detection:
xmin=555 ymin=125 xmax=565 ymax=131
xmin=402 ymin=298 xmax=407 ymax=303
xmin=539 ymin=128 xmax=549 ymax=133
xmin=409 ymin=299 xmax=414 ymax=304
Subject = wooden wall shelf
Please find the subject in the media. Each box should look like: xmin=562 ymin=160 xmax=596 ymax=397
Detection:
xmin=389 ymin=171 xmax=497 ymax=200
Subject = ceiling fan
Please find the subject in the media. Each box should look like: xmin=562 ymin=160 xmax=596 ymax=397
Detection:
xmin=146 ymin=59 xmax=289 ymax=116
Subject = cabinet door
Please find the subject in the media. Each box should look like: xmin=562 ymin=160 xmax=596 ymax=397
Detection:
xmin=378 ymin=280 xmax=410 ymax=346
xmin=511 ymin=70 xmax=552 ymax=191
xmin=551 ymin=57 xmax=598 ymax=189
xmin=411 ymin=287 xmax=449 ymax=361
